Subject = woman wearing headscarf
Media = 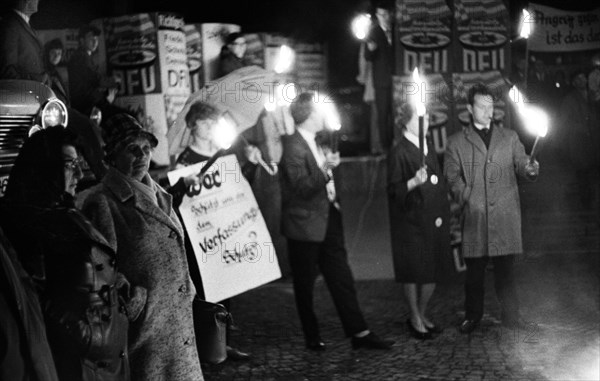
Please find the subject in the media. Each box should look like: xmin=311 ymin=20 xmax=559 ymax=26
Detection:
xmin=387 ymin=102 xmax=451 ymax=340
xmin=0 ymin=127 xmax=142 ymax=380
xmin=80 ymin=113 xmax=205 ymax=380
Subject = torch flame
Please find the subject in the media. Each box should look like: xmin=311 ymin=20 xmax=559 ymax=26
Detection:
xmin=213 ymin=117 xmax=238 ymax=150
xmin=352 ymin=13 xmax=372 ymax=40
xmin=412 ymin=67 xmax=426 ymax=117
xmin=274 ymin=45 xmax=295 ymax=74
xmin=315 ymin=92 xmax=341 ymax=131
xmin=510 ymin=86 xmax=548 ymax=138
xmin=520 ymin=9 xmax=532 ymax=39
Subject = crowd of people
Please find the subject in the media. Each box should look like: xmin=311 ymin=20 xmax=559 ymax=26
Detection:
xmin=1 ymin=0 xmax=599 ymax=380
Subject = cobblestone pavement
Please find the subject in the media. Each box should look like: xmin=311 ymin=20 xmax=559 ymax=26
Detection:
xmin=201 ymin=252 xmax=599 ymax=381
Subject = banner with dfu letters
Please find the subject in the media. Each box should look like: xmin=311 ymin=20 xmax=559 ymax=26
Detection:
xmin=168 ymin=154 xmax=281 ymax=302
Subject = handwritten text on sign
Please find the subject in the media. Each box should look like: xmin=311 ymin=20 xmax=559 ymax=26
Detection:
xmin=168 ymin=154 xmax=281 ymax=302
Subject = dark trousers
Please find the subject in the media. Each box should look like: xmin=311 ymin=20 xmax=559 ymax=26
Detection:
xmin=287 ymin=205 xmax=368 ymax=340
xmin=374 ymin=86 xmax=392 ymax=149
xmin=464 ymin=255 xmax=520 ymax=321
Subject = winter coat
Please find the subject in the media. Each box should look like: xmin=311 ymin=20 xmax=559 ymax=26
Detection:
xmin=0 ymin=204 xmax=143 ymax=381
xmin=80 ymin=168 xmax=204 ymax=381
xmin=0 ymin=227 xmax=59 ymax=381
xmin=444 ymin=124 xmax=535 ymax=258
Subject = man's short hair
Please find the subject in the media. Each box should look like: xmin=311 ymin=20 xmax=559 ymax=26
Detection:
xmin=289 ymin=92 xmax=316 ymax=125
xmin=78 ymin=25 xmax=101 ymax=39
xmin=467 ymin=83 xmax=494 ymax=106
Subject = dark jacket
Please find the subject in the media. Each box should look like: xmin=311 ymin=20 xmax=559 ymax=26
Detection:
xmin=0 ymin=204 xmax=145 ymax=381
xmin=280 ymin=131 xmax=332 ymax=242
xmin=0 ymin=226 xmax=59 ymax=381
xmin=217 ymin=47 xmax=245 ymax=78
xmin=0 ymin=10 xmax=46 ymax=82
xmin=364 ymin=23 xmax=393 ymax=88
xmin=68 ymin=47 xmax=105 ymax=115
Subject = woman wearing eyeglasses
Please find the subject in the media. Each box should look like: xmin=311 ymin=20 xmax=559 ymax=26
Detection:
xmin=80 ymin=113 xmax=205 ymax=381
xmin=0 ymin=126 xmax=145 ymax=381
xmin=217 ymin=32 xmax=249 ymax=78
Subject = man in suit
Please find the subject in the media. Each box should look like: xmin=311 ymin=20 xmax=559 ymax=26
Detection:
xmin=280 ymin=92 xmax=394 ymax=351
xmin=0 ymin=0 xmax=46 ymax=83
xmin=444 ymin=83 xmax=539 ymax=334
xmin=364 ymin=0 xmax=394 ymax=151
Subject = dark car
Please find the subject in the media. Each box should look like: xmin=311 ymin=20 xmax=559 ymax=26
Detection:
xmin=0 ymin=79 xmax=68 ymax=196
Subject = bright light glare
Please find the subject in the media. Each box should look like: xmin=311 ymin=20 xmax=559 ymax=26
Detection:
xmin=213 ymin=117 xmax=238 ymax=149
xmin=352 ymin=13 xmax=372 ymax=40
xmin=522 ymin=106 xmax=548 ymax=137
xmin=520 ymin=9 xmax=532 ymax=39
xmin=412 ymin=67 xmax=426 ymax=117
xmin=316 ymin=94 xmax=341 ymax=131
xmin=274 ymin=45 xmax=295 ymax=74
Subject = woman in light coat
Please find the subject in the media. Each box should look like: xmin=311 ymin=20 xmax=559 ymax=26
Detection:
xmin=80 ymin=114 xmax=204 ymax=381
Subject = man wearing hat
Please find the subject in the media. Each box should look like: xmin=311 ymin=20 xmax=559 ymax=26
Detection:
xmin=81 ymin=113 xmax=206 ymax=381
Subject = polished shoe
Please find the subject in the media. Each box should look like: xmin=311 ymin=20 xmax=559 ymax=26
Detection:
xmin=305 ymin=338 xmax=326 ymax=351
xmin=458 ymin=319 xmax=480 ymax=334
xmin=501 ymin=315 xmax=534 ymax=330
xmin=351 ymin=332 xmax=394 ymax=350
xmin=226 ymin=346 xmax=251 ymax=361
xmin=406 ymin=319 xmax=433 ymax=340
xmin=424 ymin=322 xmax=444 ymax=334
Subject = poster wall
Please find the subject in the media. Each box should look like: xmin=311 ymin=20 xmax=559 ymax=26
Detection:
xmin=168 ymin=154 xmax=281 ymax=302
xmin=527 ymin=4 xmax=600 ymax=52
xmin=200 ymin=23 xmax=241 ymax=82
xmin=102 ymin=12 xmax=191 ymax=166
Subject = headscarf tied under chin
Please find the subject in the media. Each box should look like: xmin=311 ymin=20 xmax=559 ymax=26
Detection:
xmin=3 ymin=127 xmax=79 ymax=209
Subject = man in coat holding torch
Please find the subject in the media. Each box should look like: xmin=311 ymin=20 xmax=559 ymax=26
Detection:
xmin=444 ymin=83 xmax=539 ymax=334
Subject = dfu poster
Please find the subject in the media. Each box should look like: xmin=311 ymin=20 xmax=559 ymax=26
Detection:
xmin=168 ymin=154 xmax=281 ymax=302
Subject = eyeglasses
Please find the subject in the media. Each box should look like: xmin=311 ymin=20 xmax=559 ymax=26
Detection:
xmin=63 ymin=157 xmax=84 ymax=171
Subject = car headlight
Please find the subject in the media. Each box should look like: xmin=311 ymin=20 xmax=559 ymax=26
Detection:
xmin=40 ymin=99 xmax=68 ymax=128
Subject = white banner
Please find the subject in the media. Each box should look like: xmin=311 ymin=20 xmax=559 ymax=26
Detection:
xmin=527 ymin=3 xmax=600 ymax=52
xmin=168 ymin=154 xmax=281 ymax=302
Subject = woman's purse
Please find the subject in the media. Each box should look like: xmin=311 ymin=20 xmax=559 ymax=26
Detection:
xmin=192 ymin=297 xmax=230 ymax=365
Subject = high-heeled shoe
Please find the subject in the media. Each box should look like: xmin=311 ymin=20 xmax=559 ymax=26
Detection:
xmin=406 ymin=319 xmax=433 ymax=340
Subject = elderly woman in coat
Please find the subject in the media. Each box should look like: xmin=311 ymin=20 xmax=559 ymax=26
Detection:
xmin=0 ymin=127 xmax=142 ymax=381
xmin=80 ymin=114 xmax=204 ymax=381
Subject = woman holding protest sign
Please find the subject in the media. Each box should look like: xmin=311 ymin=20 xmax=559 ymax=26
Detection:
xmin=80 ymin=113 xmax=204 ymax=381
xmin=168 ymin=100 xmax=254 ymax=362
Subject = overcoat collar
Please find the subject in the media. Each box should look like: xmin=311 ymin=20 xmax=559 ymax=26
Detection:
xmin=102 ymin=168 xmax=182 ymax=235
xmin=463 ymin=122 xmax=505 ymax=156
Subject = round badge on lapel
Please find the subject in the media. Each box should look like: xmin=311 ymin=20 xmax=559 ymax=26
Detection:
xmin=431 ymin=174 xmax=438 ymax=185
xmin=435 ymin=217 xmax=442 ymax=227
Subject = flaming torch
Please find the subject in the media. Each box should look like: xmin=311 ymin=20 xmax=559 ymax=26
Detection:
xmin=351 ymin=13 xmax=372 ymax=40
xmin=315 ymin=93 xmax=342 ymax=153
xmin=274 ymin=45 xmax=295 ymax=74
xmin=412 ymin=67 xmax=427 ymax=166
xmin=510 ymin=86 xmax=548 ymax=163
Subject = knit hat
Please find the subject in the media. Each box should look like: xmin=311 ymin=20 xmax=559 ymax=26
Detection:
xmin=102 ymin=113 xmax=158 ymax=158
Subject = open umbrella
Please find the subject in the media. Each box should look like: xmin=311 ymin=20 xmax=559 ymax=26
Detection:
xmin=167 ymin=65 xmax=278 ymax=158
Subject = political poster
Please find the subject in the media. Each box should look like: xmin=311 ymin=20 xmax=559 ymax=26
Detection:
xmin=395 ymin=0 xmax=454 ymax=76
xmin=168 ymin=154 xmax=281 ymax=303
xmin=101 ymin=12 xmax=191 ymax=166
xmin=453 ymin=0 xmax=511 ymax=73
xmin=527 ymin=4 xmax=600 ymax=52
xmin=200 ymin=23 xmax=241 ymax=82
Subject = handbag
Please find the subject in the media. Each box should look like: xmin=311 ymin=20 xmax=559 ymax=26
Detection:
xmin=192 ymin=297 xmax=230 ymax=365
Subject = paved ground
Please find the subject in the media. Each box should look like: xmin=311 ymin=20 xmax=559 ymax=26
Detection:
xmin=199 ymin=145 xmax=600 ymax=381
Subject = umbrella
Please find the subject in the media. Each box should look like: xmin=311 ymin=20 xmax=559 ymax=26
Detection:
xmin=168 ymin=65 xmax=278 ymax=158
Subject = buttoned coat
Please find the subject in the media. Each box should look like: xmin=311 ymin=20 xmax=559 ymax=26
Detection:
xmin=280 ymin=131 xmax=331 ymax=242
xmin=444 ymin=125 xmax=534 ymax=258
xmin=80 ymin=169 xmax=204 ymax=381
xmin=0 ymin=10 xmax=45 ymax=81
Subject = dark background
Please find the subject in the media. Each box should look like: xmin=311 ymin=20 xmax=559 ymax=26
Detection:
xmin=2 ymin=0 xmax=596 ymax=88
